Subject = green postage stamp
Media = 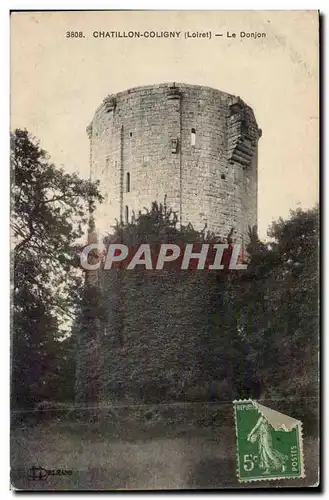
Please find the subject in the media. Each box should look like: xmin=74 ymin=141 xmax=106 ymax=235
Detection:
xmin=233 ymin=400 xmax=305 ymax=482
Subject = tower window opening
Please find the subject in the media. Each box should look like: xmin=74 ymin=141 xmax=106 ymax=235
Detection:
xmin=171 ymin=138 xmax=179 ymax=153
xmin=221 ymin=174 xmax=226 ymax=180
xmin=191 ymin=128 xmax=196 ymax=146
xmin=126 ymin=172 xmax=130 ymax=193
xmin=129 ymin=132 xmax=132 ymax=137
xmin=125 ymin=205 xmax=129 ymax=224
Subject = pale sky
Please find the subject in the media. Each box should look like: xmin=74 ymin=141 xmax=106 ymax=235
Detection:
xmin=11 ymin=10 xmax=319 ymax=238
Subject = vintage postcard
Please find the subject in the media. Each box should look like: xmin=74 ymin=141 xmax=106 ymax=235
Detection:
xmin=10 ymin=10 xmax=319 ymax=490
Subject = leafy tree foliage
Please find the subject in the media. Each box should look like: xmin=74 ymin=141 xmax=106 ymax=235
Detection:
xmin=103 ymin=204 xmax=318 ymax=404
xmin=11 ymin=129 xmax=103 ymax=408
xmin=231 ymin=206 xmax=319 ymax=402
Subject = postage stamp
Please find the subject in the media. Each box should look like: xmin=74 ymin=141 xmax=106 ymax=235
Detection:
xmin=233 ymin=400 xmax=305 ymax=482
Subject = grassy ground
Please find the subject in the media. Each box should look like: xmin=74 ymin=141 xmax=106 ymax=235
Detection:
xmin=11 ymin=413 xmax=319 ymax=491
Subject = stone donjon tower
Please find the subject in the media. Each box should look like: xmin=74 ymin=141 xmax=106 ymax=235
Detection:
xmin=87 ymin=83 xmax=261 ymax=243
xmin=85 ymin=84 xmax=261 ymax=402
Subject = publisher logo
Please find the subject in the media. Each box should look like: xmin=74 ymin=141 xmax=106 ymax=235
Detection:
xmin=27 ymin=466 xmax=48 ymax=481
xmin=27 ymin=466 xmax=73 ymax=481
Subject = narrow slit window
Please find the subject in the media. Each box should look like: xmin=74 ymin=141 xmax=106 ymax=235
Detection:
xmin=125 ymin=205 xmax=129 ymax=224
xmin=126 ymin=172 xmax=130 ymax=193
xmin=191 ymin=128 xmax=196 ymax=146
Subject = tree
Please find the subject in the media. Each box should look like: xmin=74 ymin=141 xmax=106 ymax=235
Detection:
xmin=11 ymin=129 xmax=103 ymax=408
xmin=233 ymin=206 xmax=319 ymax=403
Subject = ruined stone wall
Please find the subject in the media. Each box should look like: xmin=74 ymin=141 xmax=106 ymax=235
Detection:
xmin=87 ymin=83 xmax=261 ymax=242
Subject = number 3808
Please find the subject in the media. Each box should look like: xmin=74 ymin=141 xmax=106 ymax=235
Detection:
xmin=66 ymin=31 xmax=85 ymax=38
